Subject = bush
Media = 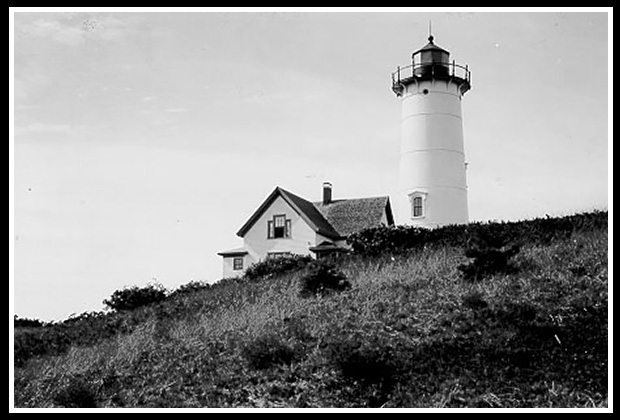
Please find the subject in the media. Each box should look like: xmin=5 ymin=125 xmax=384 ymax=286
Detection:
xmin=298 ymin=260 xmax=350 ymax=298
xmin=458 ymin=245 xmax=521 ymax=282
xmin=346 ymin=211 xmax=607 ymax=258
xmin=53 ymin=376 xmax=98 ymax=408
xmin=458 ymin=230 xmax=520 ymax=282
xmin=241 ymin=333 xmax=297 ymax=370
xmin=103 ymin=284 xmax=168 ymax=312
xmin=325 ymin=329 xmax=398 ymax=384
xmin=322 ymin=321 xmax=411 ymax=406
xmin=244 ymin=254 xmax=313 ymax=281
xmin=14 ymin=315 xmax=45 ymax=328
xmin=169 ymin=280 xmax=212 ymax=297
xmin=461 ymin=291 xmax=488 ymax=310
xmin=346 ymin=225 xmax=433 ymax=257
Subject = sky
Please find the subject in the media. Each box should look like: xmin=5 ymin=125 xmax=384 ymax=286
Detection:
xmin=11 ymin=9 xmax=610 ymax=322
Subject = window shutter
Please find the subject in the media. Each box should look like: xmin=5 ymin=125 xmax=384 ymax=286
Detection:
xmin=285 ymin=219 xmax=292 ymax=238
xmin=267 ymin=220 xmax=274 ymax=239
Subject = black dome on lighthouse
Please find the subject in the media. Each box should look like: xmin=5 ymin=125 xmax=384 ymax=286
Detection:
xmin=412 ymin=35 xmax=450 ymax=57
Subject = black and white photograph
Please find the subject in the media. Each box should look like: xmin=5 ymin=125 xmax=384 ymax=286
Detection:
xmin=10 ymin=8 xmax=610 ymax=411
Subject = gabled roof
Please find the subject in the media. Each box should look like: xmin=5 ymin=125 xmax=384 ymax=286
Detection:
xmin=235 ymin=187 xmax=394 ymax=240
xmin=314 ymin=196 xmax=394 ymax=237
xmin=236 ymin=187 xmax=340 ymax=239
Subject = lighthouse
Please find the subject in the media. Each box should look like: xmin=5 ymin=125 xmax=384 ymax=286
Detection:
xmin=391 ymin=33 xmax=471 ymax=228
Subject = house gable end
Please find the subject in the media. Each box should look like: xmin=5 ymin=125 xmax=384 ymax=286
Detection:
xmin=236 ymin=187 xmax=340 ymax=239
xmin=236 ymin=187 xmax=282 ymax=238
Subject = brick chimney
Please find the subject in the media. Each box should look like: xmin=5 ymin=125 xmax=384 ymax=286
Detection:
xmin=322 ymin=182 xmax=332 ymax=205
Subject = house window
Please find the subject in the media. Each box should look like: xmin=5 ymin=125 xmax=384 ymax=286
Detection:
xmin=274 ymin=215 xmax=286 ymax=238
xmin=409 ymin=192 xmax=426 ymax=219
xmin=267 ymin=215 xmax=291 ymax=239
xmin=233 ymin=257 xmax=244 ymax=271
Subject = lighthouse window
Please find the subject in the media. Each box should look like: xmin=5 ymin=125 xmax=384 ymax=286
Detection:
xmin=412 ymin=197 xmax=423 ymax=217
xmin=409 ymin=193 xmax=426 ymax=219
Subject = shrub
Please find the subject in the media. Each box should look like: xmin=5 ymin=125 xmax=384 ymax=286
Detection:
xmin=244 ymin=254 xmax=313 ymax=281
xmin=53 ymin=376 xmax=98 ymax=408
xmin=241 ymin=333 xmax=297 ymax=370
xmin=458 ymin=245 xmax=520 ymax=282
xmin=14 ymin=315 xmax=45 ymax=328
xmin=169 ymin=280 xmax=212 ymax=297
xmin=322 ymin=321 xmax=410 ymax=404
xmin=14 ymin=312 xmax=124 ymax=368
xmin=298 ymin=260 xmax=350 ymax=298
xmin=326 ymin=332 xmax=396 ymax=384
xmin=346 ymin=225 xmax=433 ymax=257
xmin=458 ymin=228 xmax=520 ymax=282
xmin=103 ymin=284 xmax=168 ymax=312
xmin=346 ymin=211 xmax=607 ymax=258
xmin=461 ymin=291 xmax=488 ymax=310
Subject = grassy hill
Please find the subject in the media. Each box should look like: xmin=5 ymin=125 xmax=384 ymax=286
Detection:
xmin=13 ymin=211 xmax=608 ymax=408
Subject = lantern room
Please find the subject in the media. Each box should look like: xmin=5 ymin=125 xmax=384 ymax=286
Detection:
xmin=412 ymin=35 xmax=450 ymax=78
xmin=391 ymin=35 xmax=471 ymax=97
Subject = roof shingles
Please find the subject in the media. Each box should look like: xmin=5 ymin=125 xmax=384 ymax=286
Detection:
xmin=314 ymin=196 xmax=392 ymax=237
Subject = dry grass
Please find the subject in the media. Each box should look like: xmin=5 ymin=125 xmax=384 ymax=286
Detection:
xmin=14 ymin=227 xmax=608 ymax=408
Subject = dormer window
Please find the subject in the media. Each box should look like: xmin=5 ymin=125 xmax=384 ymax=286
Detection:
xmin=267 ymin=214 xmax=291 ymax=239
xmin=409 ymin=192 xmax=427 ymax=219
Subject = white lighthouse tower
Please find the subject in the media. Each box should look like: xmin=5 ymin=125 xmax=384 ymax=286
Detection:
xmin=391 ymin=33 xmax=471 ymax=228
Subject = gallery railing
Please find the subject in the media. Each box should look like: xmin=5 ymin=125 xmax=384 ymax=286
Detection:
xmin=391 ymin=62 xmax=471 ymax=95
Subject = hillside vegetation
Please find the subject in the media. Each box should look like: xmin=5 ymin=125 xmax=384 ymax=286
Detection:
xmin=13 ymin=211 xmax=608 ymax=408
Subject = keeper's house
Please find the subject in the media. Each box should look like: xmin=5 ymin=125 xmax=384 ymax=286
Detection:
xmin=217 ymin=183 xmax=394 ymax=278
